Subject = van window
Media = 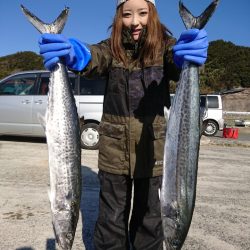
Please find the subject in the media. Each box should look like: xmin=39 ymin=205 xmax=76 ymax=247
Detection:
xmin=0 ymin=74 xmax=37 ymax=95
xmin=207 ymin=96 xmax=219 ymax=108
xmin=39 ymin=76 xmax=49 ymax=95
xmin=80 ymin=78 xmax=105 ymax=95
xmin=39 ymin=73 xmax=77 ymax=95
xmin=200 ymin=96 xmax=207 ymax=108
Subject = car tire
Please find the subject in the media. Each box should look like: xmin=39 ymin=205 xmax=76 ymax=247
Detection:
xmin=203 ymin=120 xmax=218 ymax=136
xmin=80 ymin=123 xmax=100 ymax=150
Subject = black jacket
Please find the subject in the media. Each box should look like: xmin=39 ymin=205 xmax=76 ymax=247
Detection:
xmin=81 ymin=33 xmax=180 ymax=178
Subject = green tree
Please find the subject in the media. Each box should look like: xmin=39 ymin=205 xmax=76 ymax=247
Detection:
xmin=0 ymin=51 xmax=44 ymax=79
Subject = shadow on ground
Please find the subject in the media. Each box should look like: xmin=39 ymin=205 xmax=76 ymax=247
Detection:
xmin=80 ymin=165 xmax=99 ymax=250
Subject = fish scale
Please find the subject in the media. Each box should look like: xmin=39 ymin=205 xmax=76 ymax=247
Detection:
xmin=160 ymin=1 xmax=219 ymax=249
xmin=21 ymin=6 xmax=82 ymax=250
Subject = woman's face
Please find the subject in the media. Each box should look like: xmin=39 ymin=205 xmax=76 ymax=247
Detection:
xmin=122 ymin=0 xmax=149 ymax=41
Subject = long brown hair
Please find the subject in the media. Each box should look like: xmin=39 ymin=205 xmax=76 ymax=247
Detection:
xmin=110 ymin=3 xmax=172 ymax=66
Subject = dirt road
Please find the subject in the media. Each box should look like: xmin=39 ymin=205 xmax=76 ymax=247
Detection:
xmin=0 ymin=136 xmax=249 ymax=250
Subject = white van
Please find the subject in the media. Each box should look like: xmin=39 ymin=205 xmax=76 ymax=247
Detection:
xmin=0 ymin=70 xmax=105 ymax=150
xmin=167 ymin=94 xmax=224 ymax=136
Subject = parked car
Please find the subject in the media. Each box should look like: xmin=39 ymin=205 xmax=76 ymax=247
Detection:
xmin=0 ymin=70 xmax=105 ymax=150
xmin=166 ymin=94 xmax=224 ymax=136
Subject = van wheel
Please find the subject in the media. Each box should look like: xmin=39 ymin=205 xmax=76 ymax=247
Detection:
xmin=203 ymin=120 xmax=218 ymax=136
xmin=80 ymin=123 xmax=100 ymax=150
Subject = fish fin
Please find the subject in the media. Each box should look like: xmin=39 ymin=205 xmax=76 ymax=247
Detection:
xmin=20 ymin=4 xmax=69 ymax=34
xmin=37 ymin=113 xmax=46 ymax=132
xmin=179 ymin=0 xmax=220 ymax=29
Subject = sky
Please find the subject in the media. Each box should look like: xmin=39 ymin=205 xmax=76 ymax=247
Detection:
xmin=0 ymin=0 xmax=249 ymax=57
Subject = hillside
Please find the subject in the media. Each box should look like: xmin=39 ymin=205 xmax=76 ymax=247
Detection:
xmin=0 ymin=51 xmax=43 ymax=79
xmin=200 ymin=40 xmax=250 ymax=93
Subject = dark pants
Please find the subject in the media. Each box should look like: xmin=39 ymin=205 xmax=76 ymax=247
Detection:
xmin=93 ymin=170 xmax=163 ymax=250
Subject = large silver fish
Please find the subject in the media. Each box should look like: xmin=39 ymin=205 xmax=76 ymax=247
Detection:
xmin=160 ymin=1 xmax=219 ymax=249
xmin=21 ymin=5 xmax=82 ymax=250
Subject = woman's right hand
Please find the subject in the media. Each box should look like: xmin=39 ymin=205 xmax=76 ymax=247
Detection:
xmin=39 ymin=34 xmax=91 ymax=71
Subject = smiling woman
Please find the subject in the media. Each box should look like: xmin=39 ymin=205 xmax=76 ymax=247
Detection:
xmin=121 ymin=0 xmax=149 ymax=41
xmin=111 ymin=0 xmax=171 ymax=67
xmin=35 ymin=0 xmax=209 ymax=248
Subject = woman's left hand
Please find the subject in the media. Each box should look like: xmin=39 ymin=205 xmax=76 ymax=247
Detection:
xmin=173 ymin=29 xmax=208 ymax=68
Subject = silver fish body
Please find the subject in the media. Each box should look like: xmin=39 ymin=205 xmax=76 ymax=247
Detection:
xmin=161 ymin=61 xmax=200 ymax=249
xmin=21 ymin=6 xmax=81 ymax=250
xmin=47 ymin=64 xmax=81 ymax=250
xmin=161 ymin=1 xmax=219 ymax=249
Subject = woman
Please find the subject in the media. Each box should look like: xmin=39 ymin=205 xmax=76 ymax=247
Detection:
xmin=39 ymin=0 xmax=208 ymax=249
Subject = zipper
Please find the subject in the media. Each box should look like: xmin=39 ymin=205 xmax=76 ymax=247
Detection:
xmin=124 ymin=68 xmax=132 ymax=177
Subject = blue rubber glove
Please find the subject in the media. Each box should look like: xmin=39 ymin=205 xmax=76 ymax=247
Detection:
xmin=173 ymin=29 xmax=208 ymax=68
xmin=39 ymin=34 xmax=91 ymax=71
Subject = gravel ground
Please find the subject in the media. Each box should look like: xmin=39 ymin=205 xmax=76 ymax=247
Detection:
xmin=0 ymin=131 xmax=249 ymax=250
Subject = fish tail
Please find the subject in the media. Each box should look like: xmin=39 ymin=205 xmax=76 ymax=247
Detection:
xmin=179 ymin=0 xmax=220 ymax=29
xmin=20 ymin=4 xmax=69 ymax=34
